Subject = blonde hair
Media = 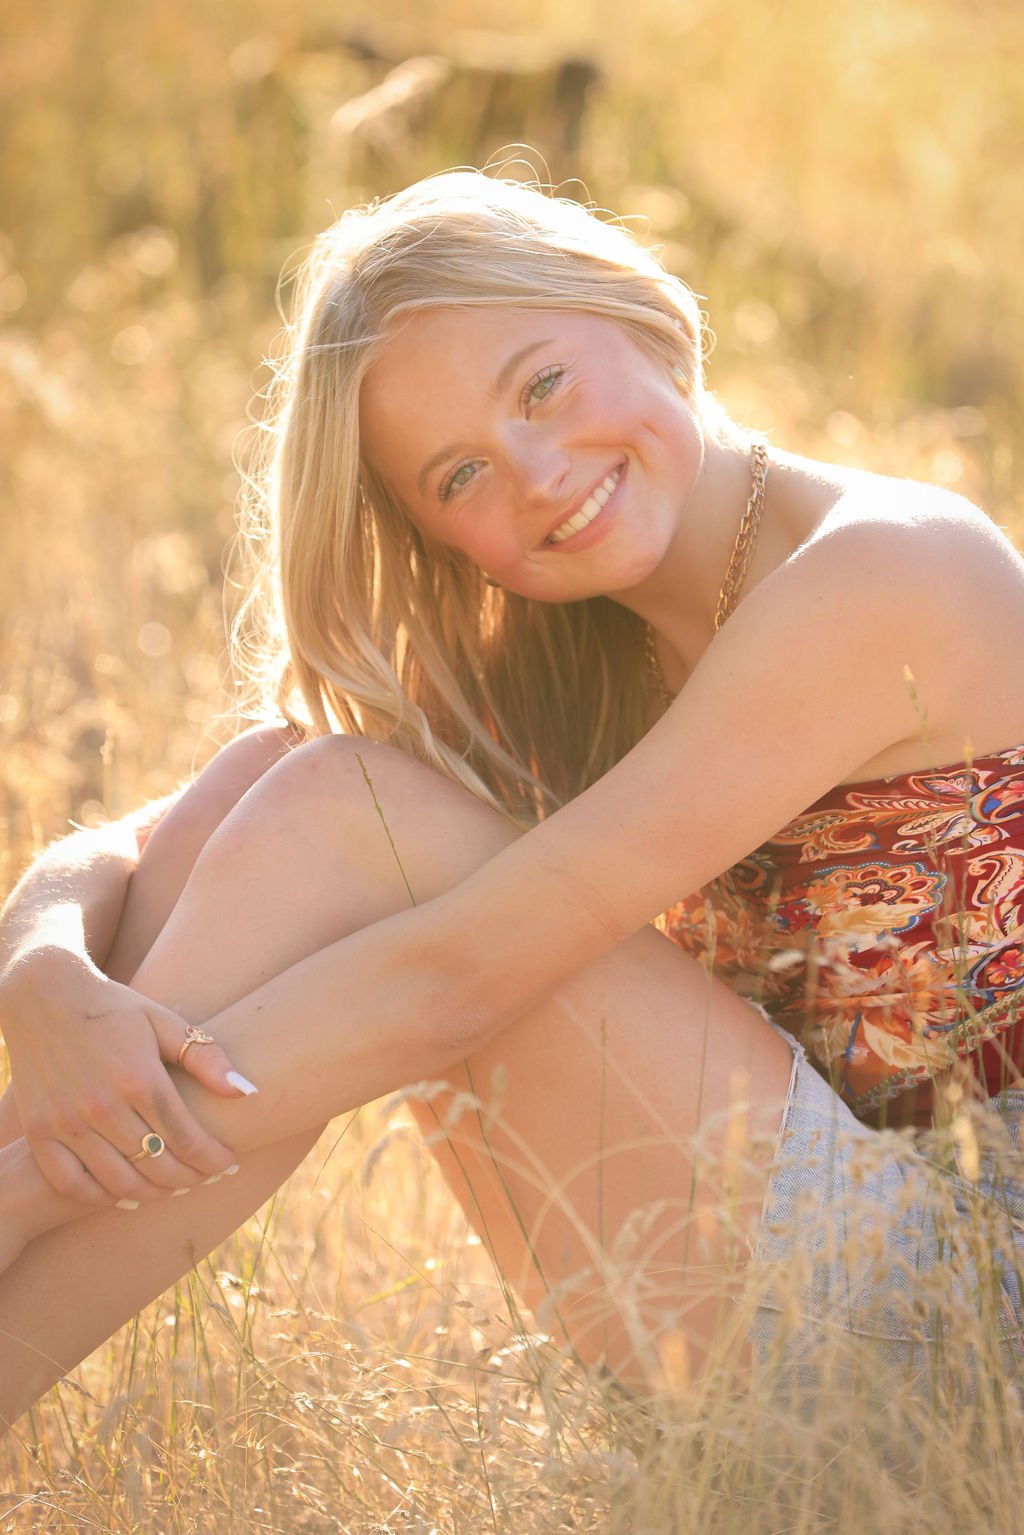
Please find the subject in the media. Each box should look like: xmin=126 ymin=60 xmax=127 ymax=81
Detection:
xmin=234 ymin=170 xmax=707 ymax=822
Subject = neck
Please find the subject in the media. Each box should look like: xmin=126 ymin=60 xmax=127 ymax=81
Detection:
xmin=611 ymin=416 xmax=759 ymax=675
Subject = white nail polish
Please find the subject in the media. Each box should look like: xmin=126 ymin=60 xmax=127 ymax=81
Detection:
xmin=115 ymin=1199 xmax=140 ymax=1210
xmin=224 ymin=1164 xmax=240 ymax=1176
xmin=171 ymin=1187 xmax=191 ymax=1197
xmin=226 ymin=1071 xmax=258 ymax=1096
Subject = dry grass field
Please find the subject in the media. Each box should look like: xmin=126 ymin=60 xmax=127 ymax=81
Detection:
xmin=2 ymin=0 xmax=1024 ymax=1528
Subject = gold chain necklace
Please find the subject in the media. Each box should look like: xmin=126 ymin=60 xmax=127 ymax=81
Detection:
xmin=645 ymin=440 xmax=769 ymax=710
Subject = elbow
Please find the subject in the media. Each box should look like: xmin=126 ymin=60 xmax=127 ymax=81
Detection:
xmin=419 ymin=955 xmax=506 ymax=1059
xmin=432 ymin=999 xmax=502 ymax=1057
xmin=402 ymin=896 xmax=514 ymax=1059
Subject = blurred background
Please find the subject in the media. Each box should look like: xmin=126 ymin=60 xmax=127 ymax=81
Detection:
xmin=3 ymin=6 xmax=1024 ymax=1520
xmin=2 ymin=0 xmax=1023 ymax=882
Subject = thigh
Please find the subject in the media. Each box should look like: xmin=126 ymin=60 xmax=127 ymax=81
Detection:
xmin=127 ymin=734 xmax=793 ymax=1384
xmin=146 ymin=735 xmax=794 ymax=1381
xmin=401 ymin=921 xmax=792 ymax=1386
xmin=1 ymin=736 xmax=791 ymax=1411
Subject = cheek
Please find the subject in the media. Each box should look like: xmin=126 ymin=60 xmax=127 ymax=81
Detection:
xmin=464 ymin=523 xmax=518 ymax=572
xmin=643 ymin=393 xmax=702 ymax=477
xmin=591 ymin=372 xmax=688 ymax=455
xmin=412 ymin=500 xmax=508 ymax=574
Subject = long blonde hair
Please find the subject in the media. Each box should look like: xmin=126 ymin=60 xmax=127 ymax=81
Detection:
xmin=233 ymin=171 xmax=707 ymax=822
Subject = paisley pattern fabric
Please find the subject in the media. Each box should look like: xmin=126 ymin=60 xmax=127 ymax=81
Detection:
xmin=661 ymin=745 xmax=1024 ymax=1123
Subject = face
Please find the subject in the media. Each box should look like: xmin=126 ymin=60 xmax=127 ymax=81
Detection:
xmin=359 ymin=306 xmax=704 ymax=603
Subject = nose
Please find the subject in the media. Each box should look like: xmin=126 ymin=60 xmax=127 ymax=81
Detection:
xmin=506 ymin=426 xmax=571 ymax=507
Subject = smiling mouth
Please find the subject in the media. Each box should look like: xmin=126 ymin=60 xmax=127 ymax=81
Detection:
xmin=545 ymin=464 xmax=625 ymax=545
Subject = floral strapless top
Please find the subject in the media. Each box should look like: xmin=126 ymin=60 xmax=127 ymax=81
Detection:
xmin=661 ymin=745 xmax=1024 ymax=1125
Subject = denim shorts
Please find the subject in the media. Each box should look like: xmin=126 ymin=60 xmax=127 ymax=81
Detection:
xmin=744 ymin=1014 xmax=1024 ymax=1406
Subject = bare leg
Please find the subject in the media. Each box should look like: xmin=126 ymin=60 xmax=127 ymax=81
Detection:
xmin=0 ymin=737 xmax=791 ymax=1423
xmin=0 ymin=1093 xmax=21 ymax=1147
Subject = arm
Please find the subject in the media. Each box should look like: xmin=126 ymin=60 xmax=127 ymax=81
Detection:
xmin=0 ymin=516 xmax=968 ymax=1249
xmin=2 ymin=722 xmax=302 ymax=985
xmin=0 ymin=797 xmax=173 ymax=985
xmin=181 ymin=517 xmax=957 ymax=1138
xmin=0 ymin=724 xmax=299 ymax=1198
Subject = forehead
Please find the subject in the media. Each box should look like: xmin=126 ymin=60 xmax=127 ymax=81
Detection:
xmin=363 ymin=305 xmax=580 ymax=400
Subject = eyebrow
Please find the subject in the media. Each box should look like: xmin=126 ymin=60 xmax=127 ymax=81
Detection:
xmin=415 ymin=338 xmax=554 ymax=495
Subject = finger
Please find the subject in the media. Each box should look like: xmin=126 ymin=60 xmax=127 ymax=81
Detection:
xmin=63 ymin=1126 xmax=168 ymax=1200
xmin=66 ymin=1085 xmax=211 ymax=1193
xmin=66 ymin=1091 xmax=216 ymax=1194
xmin=31 ymin=1137 xmax=113 ymax=1206
xmin=80 ymin=1124 xmax=220 ymax=1198
xmin=54 ymin=1112 xmax=192 ymax=1198
xmin=148 ymin=1005 xmax=259 ymax=1100
xmin=138 ymin=1078 xmax=240 ymax=1180
xmin=103 ymin=1056 xmax=239 ymax=1182
xmin=114 ymin=1115 xmax=227 ymax=1192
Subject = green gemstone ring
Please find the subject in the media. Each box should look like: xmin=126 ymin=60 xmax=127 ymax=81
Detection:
xmin=129 ymin=1131 xmax=166 ymax=1161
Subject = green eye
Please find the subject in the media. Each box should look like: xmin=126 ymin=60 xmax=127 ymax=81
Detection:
xmin=523 ymin=365 xmax=566 ymax=409
xmin=439 ymin=460 xmax=481 ymax=501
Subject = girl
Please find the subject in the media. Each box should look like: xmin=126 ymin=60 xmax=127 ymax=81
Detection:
xmin=1 ymin=171 xmax=1023 ymax=1426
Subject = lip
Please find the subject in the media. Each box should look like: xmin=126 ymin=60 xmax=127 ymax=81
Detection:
xmin=541 ymin=461 xmax=627 ymax=551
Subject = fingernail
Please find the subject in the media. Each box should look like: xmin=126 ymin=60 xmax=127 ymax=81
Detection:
xmin=171 ymin=1187 xmax=191 ymax=1197
xmin=202 ymin=1173 xmax=222 ymax=1186
xmin=115 ymin=1199 xmax=140 ymax=1211
xmin=224 ymin=1164 xmax=240 ymax=1176
xmin=226 ymin=1071 xmax=258 ymax=1096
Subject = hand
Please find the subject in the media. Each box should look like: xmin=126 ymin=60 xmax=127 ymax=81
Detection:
xmin=0 ymin=947 xmax=254 ymax=1205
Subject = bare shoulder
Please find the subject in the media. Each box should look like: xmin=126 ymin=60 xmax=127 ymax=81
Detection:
xmin=783 ymin=474 xmax=1024 ymax=764
xmin=772 ymin=470 xmax=1024 ymax=626
xmin=445 ymin=478 xmax=1022 ymax=971
xmin=804 ymin=472 xmax=1020 ymax=567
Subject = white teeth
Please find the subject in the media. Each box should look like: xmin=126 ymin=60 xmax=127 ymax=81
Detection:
xmin=548 ymin=466 xmax=623 ymax=544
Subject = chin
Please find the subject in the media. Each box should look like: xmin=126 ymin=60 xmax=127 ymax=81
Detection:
xmin=595 ymin=547 xmax=666 ymax=596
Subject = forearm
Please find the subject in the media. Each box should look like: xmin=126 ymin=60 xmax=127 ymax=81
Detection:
xmin=120 ymin=745 xmax=623 ymax=1154
xmin=0 ymin=803 xmax=171 ymax=982
xmin=0 ymin=898 xmax=489 ymax=1250
xmin=2 ymin=724 xmax=298 ymax=995
xmin=162 ymin=899 xmax=491 ymax=1150
xmin=0 ymin=731 xmax=610 ymax=1244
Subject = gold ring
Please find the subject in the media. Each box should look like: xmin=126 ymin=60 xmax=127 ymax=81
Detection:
xmin=177 ymin=1024 xmax=216 ymax=1068
xmin=129 ymin=1132 xmax=166 ymax=1161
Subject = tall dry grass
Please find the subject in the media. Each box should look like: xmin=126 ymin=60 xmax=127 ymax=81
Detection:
xmin=2 ymin=0 xmax=1024 ymax=1527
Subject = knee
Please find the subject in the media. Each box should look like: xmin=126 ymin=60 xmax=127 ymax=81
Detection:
xmin=236 ymin=734 xmax=457 ymax=832
xmin=113 ymin=725 xmax=299 ymax=962
xmin=263 ymin=734 xmax=411 ymax=812
xmin=205 ymin=734 xmax=518 ymax=896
